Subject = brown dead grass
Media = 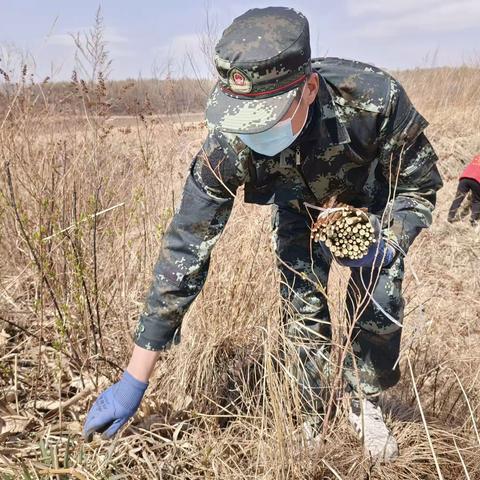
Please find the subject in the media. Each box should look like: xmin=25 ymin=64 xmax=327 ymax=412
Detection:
xmin=0 ymin=62 xmax=480 ymax=479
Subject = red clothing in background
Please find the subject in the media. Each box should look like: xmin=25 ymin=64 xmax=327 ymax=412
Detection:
xmin=460 ymin=154 xmax=480 ymax=183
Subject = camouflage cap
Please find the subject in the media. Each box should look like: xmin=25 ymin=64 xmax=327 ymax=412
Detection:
xmin=206 ymin=7 xmax=311 ymax=134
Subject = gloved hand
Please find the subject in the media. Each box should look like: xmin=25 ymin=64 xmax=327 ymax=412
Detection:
xmin=83 ymin=370 xmax=148 ymax=441
xmin=323 ymin=214 xmax=396 ymax=269
xmin=335 ymin=235 xmax=395 ymax=269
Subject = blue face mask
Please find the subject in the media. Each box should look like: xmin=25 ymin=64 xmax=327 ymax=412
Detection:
xmin=238 ymin=86 xmax=308 ymax=157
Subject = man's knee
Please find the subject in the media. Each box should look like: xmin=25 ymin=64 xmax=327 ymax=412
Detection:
xmin=349 ymin=255 xmax=405 ymax=326
xmin=354 ymin=326 xmax=401 ymax=370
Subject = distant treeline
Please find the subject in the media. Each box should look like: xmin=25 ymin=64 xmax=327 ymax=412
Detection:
xmin=0 ymin=75 xmax=214 ymax=116
xmin=0 ymin=65 xmax=478 ymax=117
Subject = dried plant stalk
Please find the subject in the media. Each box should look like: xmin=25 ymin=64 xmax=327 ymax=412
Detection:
xmin=310 ymin=201 xmax=374 ymax=259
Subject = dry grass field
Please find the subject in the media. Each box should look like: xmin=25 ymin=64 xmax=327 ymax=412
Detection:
xmin=1 ymin=61 xmax=480 ymax=479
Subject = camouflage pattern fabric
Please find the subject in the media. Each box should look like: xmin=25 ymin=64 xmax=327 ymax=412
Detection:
xmin=272 ymin=204 xmax=404 ymax=408
xmin=207 ymin=7 xmax=312 ymax=134
xmin=344 ymin=253 xmax=405 ymax=396
xmin=134 ymin=57 xmax=443 ymax=398
xmin=271 ymin=205 xmax=332 ymax=412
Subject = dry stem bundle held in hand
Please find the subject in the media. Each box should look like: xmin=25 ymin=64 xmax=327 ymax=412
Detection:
xmin=310 ymin=201 xmax=376 ymax=261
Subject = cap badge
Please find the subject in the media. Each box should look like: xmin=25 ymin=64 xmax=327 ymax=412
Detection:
xmin=228 ymin=68 xmax=252 ymax=94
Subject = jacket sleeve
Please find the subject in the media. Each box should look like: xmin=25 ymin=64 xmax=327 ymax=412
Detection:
xmin=133 ymin=130 xmax=249 ymax=351
xmin=377 ymin=78 xmax=443 ymax=255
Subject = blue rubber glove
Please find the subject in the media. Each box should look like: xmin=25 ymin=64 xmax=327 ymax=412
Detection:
xmin=83 ymin=370 xmax=148 ymax=441
xmin=335 ymin=236 xmax=395 ymax=269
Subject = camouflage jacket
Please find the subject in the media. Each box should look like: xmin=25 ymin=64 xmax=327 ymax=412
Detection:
xmin=134 ymin=57 xmax=443 ymax=351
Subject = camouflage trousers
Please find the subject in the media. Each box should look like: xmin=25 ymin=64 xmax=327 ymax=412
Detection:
xmin=272 ymin=205 xmax=404 ymax=411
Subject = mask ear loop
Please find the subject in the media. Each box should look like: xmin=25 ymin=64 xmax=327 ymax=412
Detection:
xmin=286 ymin=81 xmax=309 ymax=135
xmin=275 ymin=81 xmax=307 ymax=127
